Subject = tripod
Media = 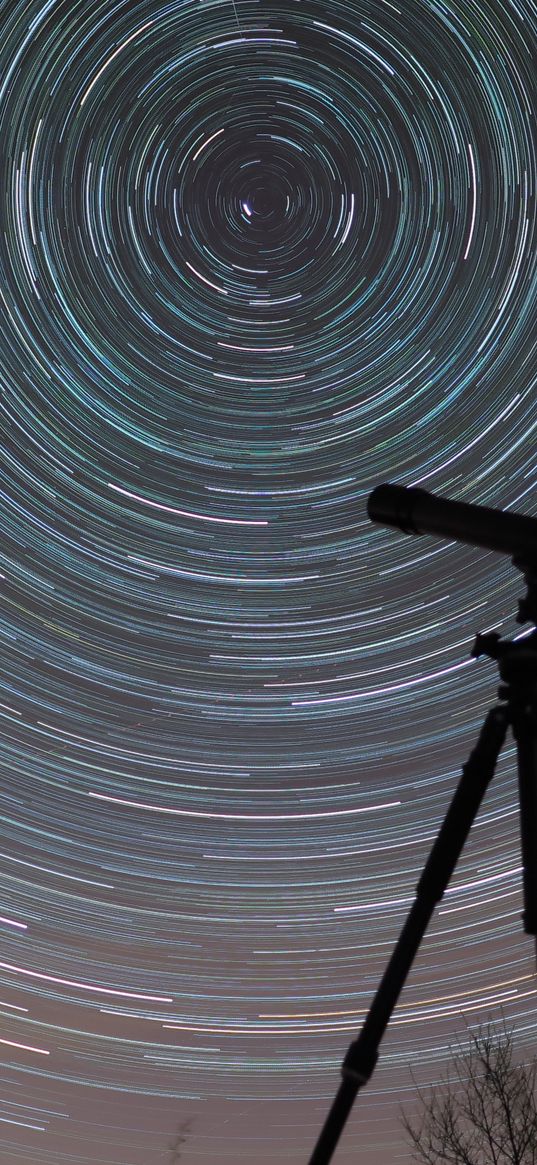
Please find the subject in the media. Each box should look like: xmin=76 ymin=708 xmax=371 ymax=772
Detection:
xmin=308 ymin=570 xmax=537 ymax=1165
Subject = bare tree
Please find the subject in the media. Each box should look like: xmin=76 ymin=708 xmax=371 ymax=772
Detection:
xmin=168 ymin=1119 xmax=193 ymax=1163
xmin=401 ymin=1023 xmax=537 ymax=1164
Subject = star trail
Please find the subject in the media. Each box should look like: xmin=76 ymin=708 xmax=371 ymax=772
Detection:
xmin=0 ymin=0 xmax=536 ymax=1161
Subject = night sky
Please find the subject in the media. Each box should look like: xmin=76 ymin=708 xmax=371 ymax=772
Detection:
xmin=0 ymin=0 xmax=536 ymax=1162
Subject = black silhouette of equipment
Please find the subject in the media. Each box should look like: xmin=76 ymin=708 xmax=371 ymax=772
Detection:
xmin=307 ymin=484 xmax=537 ymax=1164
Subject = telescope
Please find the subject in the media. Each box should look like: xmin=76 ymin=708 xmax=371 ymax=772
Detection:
xmin=367 ymin=482 xmax=537 ymax=562
xmin=307 ymin=484 xmax=537 ymax=1165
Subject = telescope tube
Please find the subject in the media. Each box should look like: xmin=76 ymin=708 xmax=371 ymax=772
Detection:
xmin=367 ymin=484 xmax=537 ymax=563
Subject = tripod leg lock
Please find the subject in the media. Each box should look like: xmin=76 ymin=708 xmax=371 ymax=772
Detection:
xmin=342 ymin=1034 xmax=378 ymax=1087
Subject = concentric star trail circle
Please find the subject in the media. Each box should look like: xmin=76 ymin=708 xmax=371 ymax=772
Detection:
xmin=0 ymin=0 xmax=535 ymax=1160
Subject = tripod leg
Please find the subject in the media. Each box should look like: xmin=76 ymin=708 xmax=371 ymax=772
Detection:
xmin=307 ymin=705 xmax=509 ymax=1165
xmin=510 ymin=701 xmax=537 ymax=942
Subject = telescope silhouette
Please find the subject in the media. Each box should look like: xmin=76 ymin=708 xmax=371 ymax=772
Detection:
xmin=307 ymin=484 xmax=537 ymax=1165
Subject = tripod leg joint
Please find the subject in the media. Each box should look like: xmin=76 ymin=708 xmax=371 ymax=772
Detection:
xmin=342 ymin=1037 xmax=377 ymax=1088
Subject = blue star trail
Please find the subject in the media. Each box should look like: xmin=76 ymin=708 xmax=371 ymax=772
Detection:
xmin=0 ymin=0 xmax=535 ymax=1161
